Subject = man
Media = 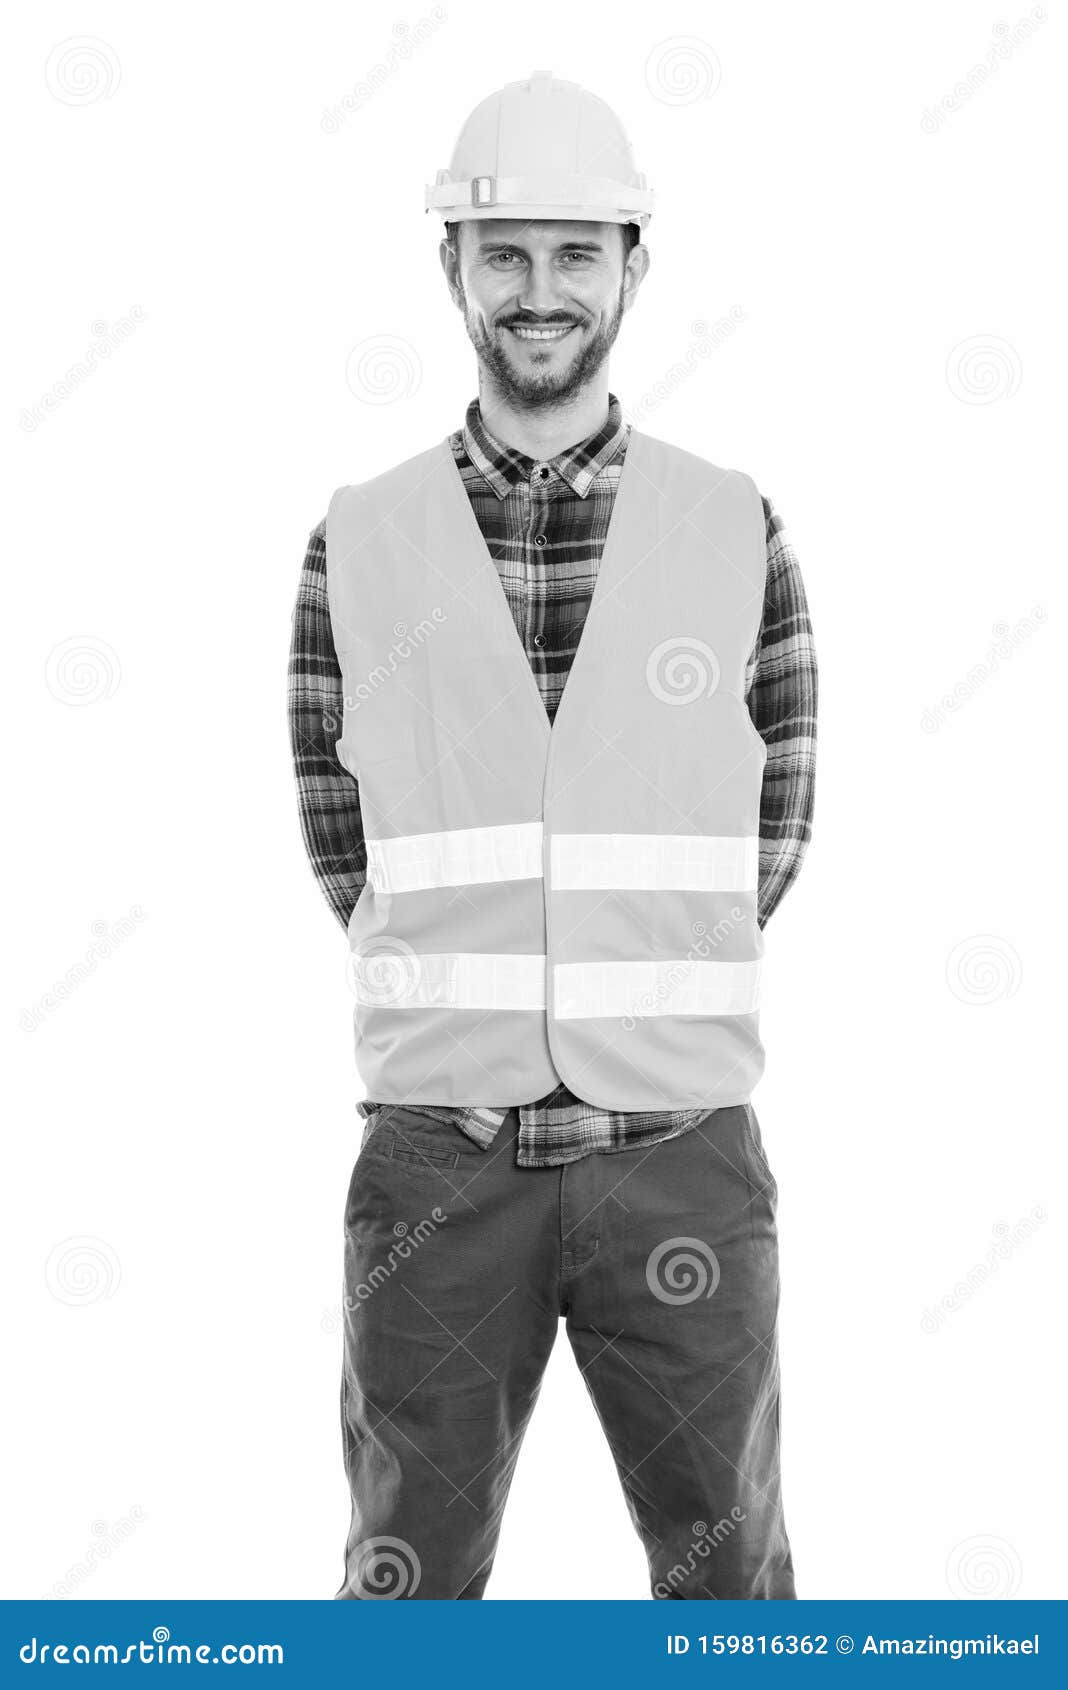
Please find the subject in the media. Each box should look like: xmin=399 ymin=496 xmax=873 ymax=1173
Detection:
xmin=289 ymin=71 xmax=817 ymax=1600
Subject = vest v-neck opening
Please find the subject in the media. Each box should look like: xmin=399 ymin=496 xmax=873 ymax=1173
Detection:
xmin=438 ymin=433 xmax=647 ymax=750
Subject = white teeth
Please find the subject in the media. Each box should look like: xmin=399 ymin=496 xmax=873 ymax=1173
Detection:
xmin=509 ymin=325 xmax=574 ymax=340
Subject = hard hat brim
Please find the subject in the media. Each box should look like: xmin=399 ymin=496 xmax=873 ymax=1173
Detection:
xmin=432 ymin=203 xmax=650 ymax=227
xmin=426 ymin=172 xmax=653 ymax=228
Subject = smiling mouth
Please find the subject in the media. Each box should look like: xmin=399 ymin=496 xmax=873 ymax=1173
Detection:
xmin=505 ymin=324 xmax=578 ymax=343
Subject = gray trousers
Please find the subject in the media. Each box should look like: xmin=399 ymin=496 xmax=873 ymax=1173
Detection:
xmin=335 ymin=1104 xmax=795 ymax=1599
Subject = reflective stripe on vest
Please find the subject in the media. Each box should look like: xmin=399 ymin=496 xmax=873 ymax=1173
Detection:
xmin=349 ymin=950 xmax=760 ymax=1020
xmin=554 ymin=959 xmax=762 ymax=1021
xmin=366 ymin=822 xmax=543 ymax=894
xmin=366 ymin=824 xmax=759 ymax=895
xmin=326 ymin=427 xmax=767 ymax=1111
xmin=351 ymin=952 xmax=547 ymax=1011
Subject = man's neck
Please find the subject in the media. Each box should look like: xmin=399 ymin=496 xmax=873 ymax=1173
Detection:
xmin=475 ymin=374 xmax=610 ymax=461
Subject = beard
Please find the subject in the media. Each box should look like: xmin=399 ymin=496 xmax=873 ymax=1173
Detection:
xmin=459 ymin=284 xmax=626 ymax=411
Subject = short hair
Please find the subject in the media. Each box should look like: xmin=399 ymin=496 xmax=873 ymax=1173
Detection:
xmin=445 ymin=221 xmax=641 ymax=259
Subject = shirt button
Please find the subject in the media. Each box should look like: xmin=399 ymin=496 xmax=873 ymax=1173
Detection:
xmin=534 ymin=534 xmax=546 ymax=547
xmin=533 ymin=633 xmax=546 ymax=648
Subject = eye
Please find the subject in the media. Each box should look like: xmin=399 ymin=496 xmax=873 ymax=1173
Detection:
xmin=490 ymin=251 xmax=521 ymax=266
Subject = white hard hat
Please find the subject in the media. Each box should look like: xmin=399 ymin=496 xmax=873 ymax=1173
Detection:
xmin=426 ymin=69 xmax=654 ymax=231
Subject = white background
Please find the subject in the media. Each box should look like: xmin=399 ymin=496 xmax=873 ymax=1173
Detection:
xmin=4 ymin=0 xmax=1065 ymax=1601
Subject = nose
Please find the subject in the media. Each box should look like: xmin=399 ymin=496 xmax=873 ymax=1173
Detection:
xmin=517 ymin=255 xmax=569 ymax=317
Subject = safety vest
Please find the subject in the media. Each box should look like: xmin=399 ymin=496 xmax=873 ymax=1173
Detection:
xmin=325 ymin=428 xmax=767 ymax=1111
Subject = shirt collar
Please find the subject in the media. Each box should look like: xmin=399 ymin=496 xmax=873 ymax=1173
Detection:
xmin=461 ymin=393 xmax=630 ymax=500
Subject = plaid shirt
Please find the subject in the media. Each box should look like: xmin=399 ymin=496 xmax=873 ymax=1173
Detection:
xmin=288 ymin=394 xmax=817 ymax=1167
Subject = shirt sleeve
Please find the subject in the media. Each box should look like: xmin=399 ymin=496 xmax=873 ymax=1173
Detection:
xmin=744 ymin=494 xmax=818 ymax=927
xmin=287 ymin=518 xmax=366 ymax=931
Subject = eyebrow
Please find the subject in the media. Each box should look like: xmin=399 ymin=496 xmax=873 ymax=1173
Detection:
xmin=474 ymin=237 xmax=607 ymax=255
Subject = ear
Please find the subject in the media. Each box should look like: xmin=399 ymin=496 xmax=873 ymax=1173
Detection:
xmin=439 ymin=234 xmax=464 ymax=308
xmin=622 ymin=241 xmax=651 ymax=312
